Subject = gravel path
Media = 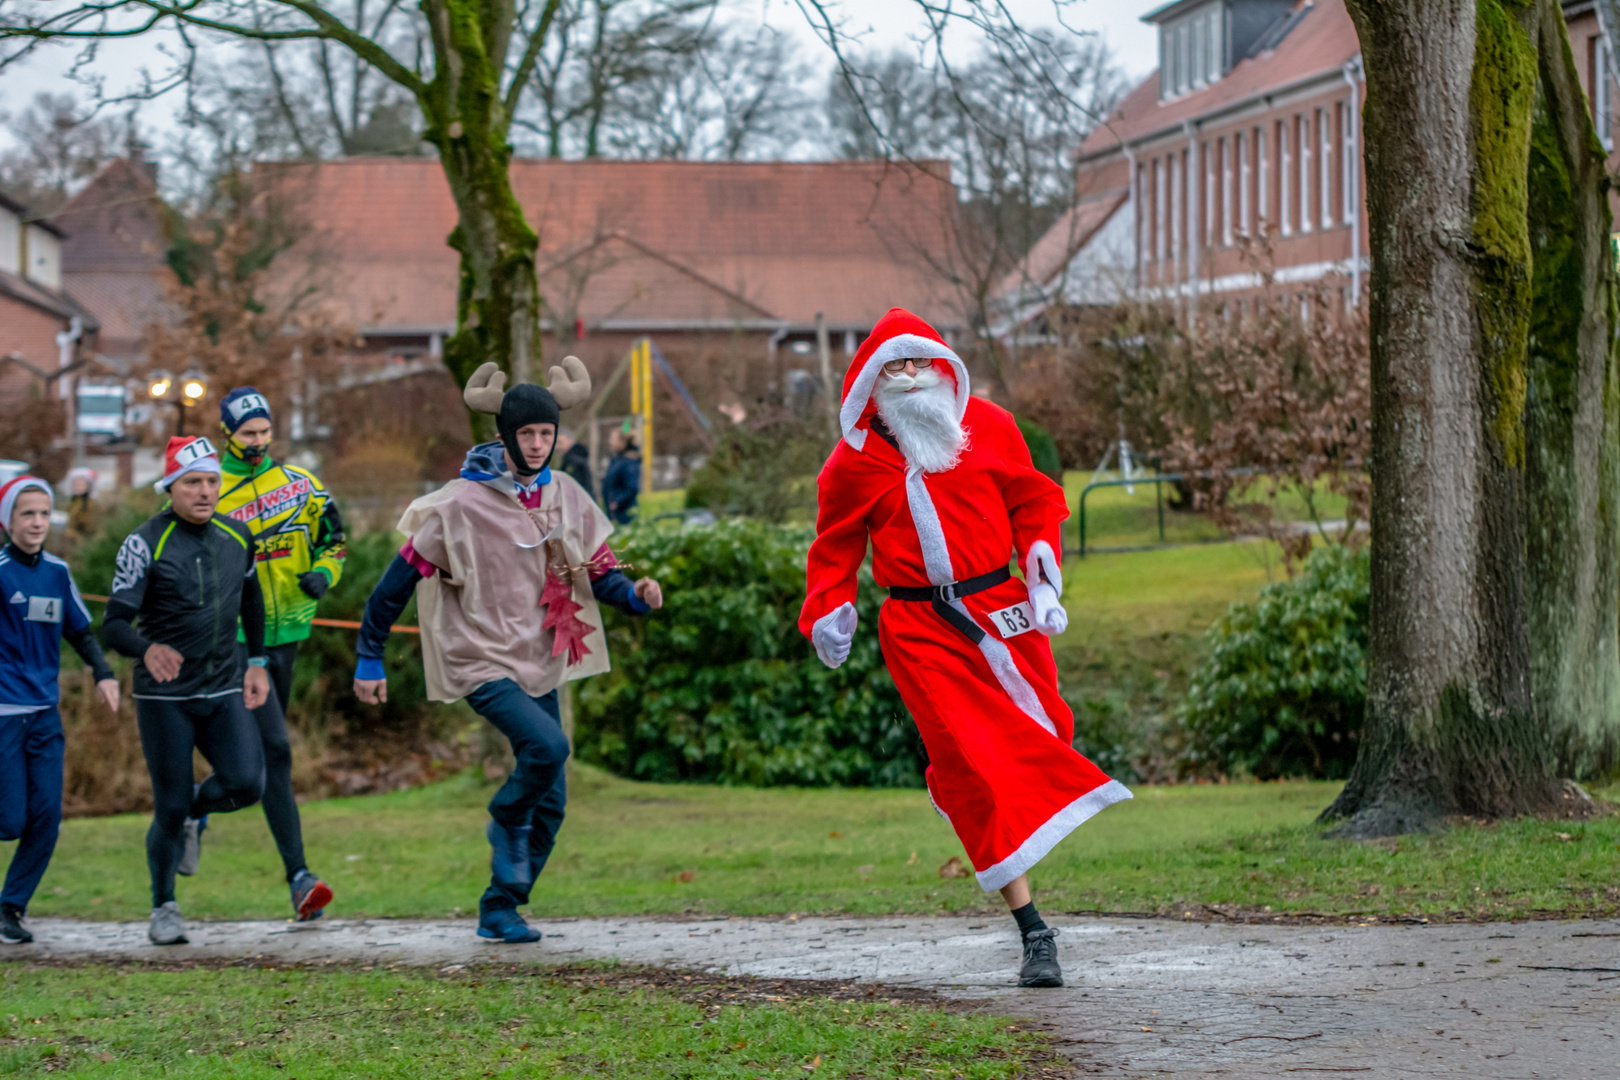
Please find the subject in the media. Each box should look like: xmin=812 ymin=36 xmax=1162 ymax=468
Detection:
xmin=10 ymin=913 xmax=1618 ymax=1077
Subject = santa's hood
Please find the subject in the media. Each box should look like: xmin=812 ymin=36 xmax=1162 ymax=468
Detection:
xmin=839 ymin=308 xmax=969 ymax=452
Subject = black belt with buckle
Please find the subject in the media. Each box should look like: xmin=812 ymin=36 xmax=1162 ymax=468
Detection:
xmin=887 ymin=566 xmax=1011 ymax=645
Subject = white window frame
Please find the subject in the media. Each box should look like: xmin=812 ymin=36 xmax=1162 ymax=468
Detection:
xmin=1154 ymin=157 xmax=1165 ymax=263
xmin=1220 ymin=136 xmax=1233 ymax=246
xmin=1297 ymin=114 xmax=1312 ymax=235
xmin=1598 ymin=36 xmax=1614 ymax=151
xmin=1192 ymin=16 xmax=1206 ymax=87
xmin=1169 ymin=152 xmax=1181 ymax=268
xmin=1278 ymin=121 xmax=1291 ymax=237
xmin=1341 ymin=101 xmax=1357 ymax=225
xmin=1320 ymin=108 xmax=1334 ymax=230
xmin=1257 ymin=127 xmax=1269 ymax=232
xmin=1238 ymin=131 xmax=1251 ymax=237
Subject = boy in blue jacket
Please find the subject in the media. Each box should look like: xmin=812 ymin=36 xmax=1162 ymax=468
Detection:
xmin=0 ymin=476 xmax=119 ymax=943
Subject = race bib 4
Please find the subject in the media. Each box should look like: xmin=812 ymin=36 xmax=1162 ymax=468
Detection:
xmin=26 ymin=595 xmax=62 ymax=623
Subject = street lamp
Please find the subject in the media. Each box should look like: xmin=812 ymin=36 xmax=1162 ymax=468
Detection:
xmin=146 ymin=368 xmax=208 ymax=436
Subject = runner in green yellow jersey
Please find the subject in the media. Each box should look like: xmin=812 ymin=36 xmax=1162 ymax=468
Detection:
xmin=214 ymin=387 xmax=344 ymax=920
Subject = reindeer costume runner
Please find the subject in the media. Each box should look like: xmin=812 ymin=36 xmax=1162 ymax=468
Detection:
xmin=800 ymin=308 xmax=1130 ymax=987
xmin=354 ymin=358 xmax=665 ymax=944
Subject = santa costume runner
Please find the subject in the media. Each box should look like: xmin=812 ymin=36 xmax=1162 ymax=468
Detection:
xmin=799 ymin=308 xmax=1131 ymax=898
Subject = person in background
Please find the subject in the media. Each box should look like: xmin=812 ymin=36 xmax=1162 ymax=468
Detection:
xmin=63 ymin=469 xmax=99 ymax=543
xmin=213 ymin=387 xmax=342 ymax=922
xmin=554 ymin=427 xmax=595 ymax=500
xmin=0 ymin=476 xmax=119 ymax=944
xmin=600 ymin=423 xmax=641 ymax=525
xmin=102 ymin=436 xmax=270 ymax=945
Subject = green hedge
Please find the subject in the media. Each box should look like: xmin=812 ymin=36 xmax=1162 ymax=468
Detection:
xmin=574 ymin=519 xmax=923 ymax=787
xmin=1181 ymin=544 xmax=1369 ymax=780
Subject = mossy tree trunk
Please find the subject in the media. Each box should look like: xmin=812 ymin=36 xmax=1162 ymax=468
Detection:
xmin=420 ymin=0 xmax=543 ymax=403
xmin=1522 ymin=0 xmax=1620 ymax=780
xmin=1327 ymin=0 xmax=1619 ymax=836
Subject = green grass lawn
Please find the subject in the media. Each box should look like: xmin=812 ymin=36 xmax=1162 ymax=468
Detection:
xmin=1063 ymin=470 xmax=1353 ymax=552
xmin=15 ymin=766 xmax=1618 ymax=925
xmin=0 ymin=962 xmax=1044 ymax=1079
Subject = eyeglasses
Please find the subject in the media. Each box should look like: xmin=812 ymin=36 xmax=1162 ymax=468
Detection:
xmin=882 ymin=357 xmax=935 ymax=375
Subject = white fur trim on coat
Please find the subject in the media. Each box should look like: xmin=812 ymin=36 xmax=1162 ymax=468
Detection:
xmin=974 ymin=780 xmax=1134 ymax=892
xmin=840 ymin=334 xmax=969 ymax=450
xmin=903 ymin=466 xmax=1057 ymax=738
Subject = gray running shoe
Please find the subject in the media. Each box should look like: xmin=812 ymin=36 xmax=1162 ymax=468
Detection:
xmin=177 ymin=817 xmax=206 ymax=877
xmin=1017 ymin=928 xmax=1063 ymax=988
xmin=149 ymin=901 xmax=188 ymax=945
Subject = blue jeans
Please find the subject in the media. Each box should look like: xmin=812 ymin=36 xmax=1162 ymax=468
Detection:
xmin=464 ymin=680 xmax=569 ymax=915
xmin=0 ymin=706 xmax=64 ymax=912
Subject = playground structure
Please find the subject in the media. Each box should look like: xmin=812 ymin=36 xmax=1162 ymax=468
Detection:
xmin=585 ymin=338 xmax=712 ymax=498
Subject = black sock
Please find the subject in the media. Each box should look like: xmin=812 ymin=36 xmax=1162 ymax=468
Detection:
xmin=1011 ymin=901 xmax=1047 ymax=939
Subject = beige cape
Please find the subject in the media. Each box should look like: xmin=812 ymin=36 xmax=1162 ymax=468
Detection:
xmin=397 ymin=472 xmax=615 ymax=703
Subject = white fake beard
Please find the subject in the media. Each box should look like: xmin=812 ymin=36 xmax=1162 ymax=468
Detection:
xmin=874 ymin=366 xmax=965 ymax=474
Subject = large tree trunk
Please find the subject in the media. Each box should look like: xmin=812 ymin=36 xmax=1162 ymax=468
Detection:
xmin=1325 ymin=0 xmax=1617 ymax=836
xmin=1523 ymin=2 xmax=1620 ymax=779
xmin=423 ymin=0 xmax=543 ymax=424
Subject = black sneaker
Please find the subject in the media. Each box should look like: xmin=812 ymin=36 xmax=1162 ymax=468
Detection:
xmin=1018 ymin=928 xmax=1062 ymax=987
xmin=0 ymin=904 xmax=32 ymax=944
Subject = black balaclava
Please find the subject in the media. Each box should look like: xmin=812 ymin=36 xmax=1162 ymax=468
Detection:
xmin=498 ymin=382 xmax=561 ymax=478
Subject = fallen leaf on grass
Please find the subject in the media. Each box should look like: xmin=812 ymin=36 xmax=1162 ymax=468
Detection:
xmin=802 ymin=1054 xmax=822 ymax=1071
xmin=906 ymin=852 xmax=918 ymax=865
xmin=938 ymin=857 xmax=970 ymax=879
xmin=856 ymin=864 xmax=874 ymax=875
xmin=675 ymin=870 xmax=696 ymax=883
xmin=828 ymin=832 xmax=843 ymax=839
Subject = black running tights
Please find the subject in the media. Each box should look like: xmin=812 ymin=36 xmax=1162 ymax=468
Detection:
xmin=136 ymin=695 xmax=265 ymax=906
xmin=250 ymin=642 xmax=306 ymax=882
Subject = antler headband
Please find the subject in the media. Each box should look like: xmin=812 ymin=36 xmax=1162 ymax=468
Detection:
xmin=463 ymin=356 xmax=593 ymax=414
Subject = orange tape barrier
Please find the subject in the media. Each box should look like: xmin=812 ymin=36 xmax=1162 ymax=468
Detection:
xmin=80 ymin=594 xmax=421 ymax=635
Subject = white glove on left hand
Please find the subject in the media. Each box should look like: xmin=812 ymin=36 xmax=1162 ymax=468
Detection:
xmin=812 ymin=602 xmax=859 ymax=668
xmin=1028 ymin=582 xmax=1068 ymax=636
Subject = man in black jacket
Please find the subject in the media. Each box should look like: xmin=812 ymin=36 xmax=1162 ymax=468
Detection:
xmin=102 ymin=436 xmax=270 ymax=945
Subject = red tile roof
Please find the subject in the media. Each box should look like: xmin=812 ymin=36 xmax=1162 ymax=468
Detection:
xmin=264 ymin=158 xmax=963 ymax=332
xmin=1080 ymin=0 xmax=1359 ymax=157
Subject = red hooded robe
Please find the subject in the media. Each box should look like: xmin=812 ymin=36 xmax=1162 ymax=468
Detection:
xmin=799 ymin=308 xmax=1130 ymax=891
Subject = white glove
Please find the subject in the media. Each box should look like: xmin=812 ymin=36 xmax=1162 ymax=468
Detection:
xmin=1028 ymin=582 xmax=1067 ymax=636
xmin=1026 ymin=539 xmax=1063 ymax=597
xmin=812 ymin=602 xmax=858 ymax=669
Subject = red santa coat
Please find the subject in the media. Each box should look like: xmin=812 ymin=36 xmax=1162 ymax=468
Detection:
xmin=799 ymin=308 xmax=1130 ymax=892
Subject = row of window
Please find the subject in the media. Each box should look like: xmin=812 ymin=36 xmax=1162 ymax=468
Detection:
xmin=1160 ymin=4 xmax=1227 ymax=99
xmin=1138 ymin=100 xmax=1359 ymax=269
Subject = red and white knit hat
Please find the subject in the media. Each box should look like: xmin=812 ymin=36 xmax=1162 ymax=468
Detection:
xmin=154 ymin=435 xmax=222 ymax=491
xmin=0 ymin=474 xmax=52 ymax=531
xmin=838 ymin=307 xmax=969 ymax=452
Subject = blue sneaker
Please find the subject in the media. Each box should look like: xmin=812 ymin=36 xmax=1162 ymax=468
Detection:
xmin=290 ymin=869 xmax=333 ymax=922
xmin=477 ymin=908 xmax=542 ymax=943
xmin=486 ymin=820 xmax=534 ymax=887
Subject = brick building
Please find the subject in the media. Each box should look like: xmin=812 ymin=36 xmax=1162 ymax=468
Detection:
xmin=0 ymin=190 xmax=99 ymax=469
xmin=1006 ymin=0 xmax=1367 ymax=324
xmin=264 ymin=157 xmax=963 ymax=461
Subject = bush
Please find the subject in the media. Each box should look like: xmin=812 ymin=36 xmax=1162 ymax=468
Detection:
xmin=574 ymin=518 xmax=922 ymax=787
xmin=684 ymin=417 xmax=827 ymax=522
xmin=1181 ymin=545 xmax=1369 ymax=780
xmin=1016 ymin=417 xmax=1062 ymax=481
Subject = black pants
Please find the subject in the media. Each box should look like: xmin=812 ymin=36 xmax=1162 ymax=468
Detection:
xmin=241 ymin=642 xmax=307 ymax=882
xmin=136 ymin=694 xmax=265 ymax=906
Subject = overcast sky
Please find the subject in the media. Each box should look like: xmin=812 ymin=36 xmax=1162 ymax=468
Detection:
xmin=0 ymin=0 xmax=1163 ymax=154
